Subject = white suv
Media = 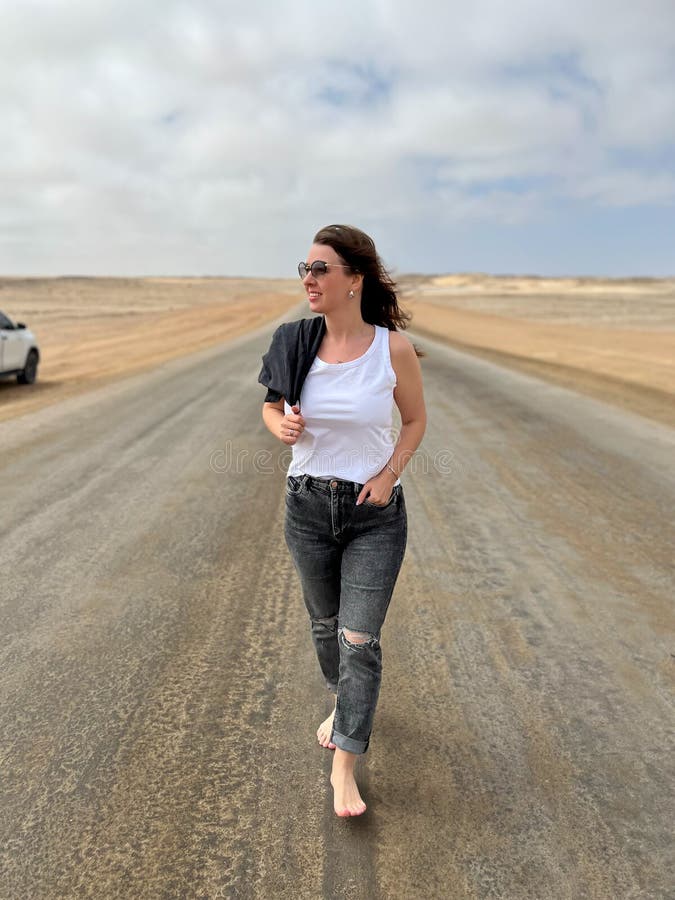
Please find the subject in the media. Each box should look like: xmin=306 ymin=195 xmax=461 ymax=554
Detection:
xmin=0 ymin=310 xmax=40 ymax=384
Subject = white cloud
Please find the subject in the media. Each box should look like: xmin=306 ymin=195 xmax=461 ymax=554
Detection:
xmin=0 ymin=0 xmax=674 ymax=275
xmin=572 ymin=169 xmax=675 ymax=206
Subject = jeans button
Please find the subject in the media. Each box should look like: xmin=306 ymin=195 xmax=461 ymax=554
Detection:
xmin=330 ymin=480 xmax=338 ymax=488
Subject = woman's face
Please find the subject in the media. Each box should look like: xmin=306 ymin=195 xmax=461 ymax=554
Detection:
xmin=302 ymin=243 xmax=359 ymax=314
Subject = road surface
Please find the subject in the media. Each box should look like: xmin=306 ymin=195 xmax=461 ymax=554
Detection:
xmin=1 ymin=320 xmax=673 ymax=899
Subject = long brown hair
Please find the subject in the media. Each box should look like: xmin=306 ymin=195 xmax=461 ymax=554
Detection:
xmin=313 ymin=224 xmax=423 ymax=356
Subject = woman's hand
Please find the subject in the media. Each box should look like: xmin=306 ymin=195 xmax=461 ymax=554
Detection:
xmin=279 ymin=405 xmax=306 ymax=445
xmin=356 ymin=468 xmax=397 ymax=506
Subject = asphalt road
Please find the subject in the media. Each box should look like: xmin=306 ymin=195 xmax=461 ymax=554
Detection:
xmin=1 ymin=319 xmax=673 ymax=900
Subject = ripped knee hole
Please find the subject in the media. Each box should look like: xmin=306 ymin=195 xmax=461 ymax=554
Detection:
xmin=340 ymin=627 xmax=379 ymax=647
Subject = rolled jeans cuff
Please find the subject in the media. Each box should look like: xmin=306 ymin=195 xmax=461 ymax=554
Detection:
xmin=330 ymin=729 xmax=369 ymax=755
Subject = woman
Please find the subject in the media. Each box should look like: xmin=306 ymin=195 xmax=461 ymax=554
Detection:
xmin=260 ymin=225 xmax=426 ymax=817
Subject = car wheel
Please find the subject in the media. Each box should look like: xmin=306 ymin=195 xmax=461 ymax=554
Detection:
xmin=17 ymin=350 xmax=38 ymax=384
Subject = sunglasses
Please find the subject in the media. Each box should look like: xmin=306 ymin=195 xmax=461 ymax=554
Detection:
xmin=298 ymin=261 xmax=352 ymax=279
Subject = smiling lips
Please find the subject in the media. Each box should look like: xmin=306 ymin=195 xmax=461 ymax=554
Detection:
xmin=308 ymin=291 xmax=321 ymax=300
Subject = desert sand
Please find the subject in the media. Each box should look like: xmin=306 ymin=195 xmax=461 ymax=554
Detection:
xmin=1 ymin=274 xmax=674 ymax=427
xmin=0 ymin=277 xmax=300 ymax=423
xmin=400 ymin=274 xmax=675 ymax=428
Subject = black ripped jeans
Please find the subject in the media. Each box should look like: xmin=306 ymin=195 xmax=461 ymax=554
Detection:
xmin=284 ymin=474 xmax=407 ymax=754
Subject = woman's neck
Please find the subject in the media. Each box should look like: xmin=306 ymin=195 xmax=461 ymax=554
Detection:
xmin=323 ymin=309 xmax=372 ymax=342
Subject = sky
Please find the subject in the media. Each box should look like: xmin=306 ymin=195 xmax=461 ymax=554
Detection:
xmin=1 ymin=0 xmax=674 ymax=278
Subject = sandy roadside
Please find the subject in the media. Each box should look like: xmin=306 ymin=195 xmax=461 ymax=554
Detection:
xmin=401 ymin=275 xmax=675 ymax=428
xmin=0 ymin=277 xmax=300 ymax=423
xmin=1 ymin=274 xmax=674 ymax=428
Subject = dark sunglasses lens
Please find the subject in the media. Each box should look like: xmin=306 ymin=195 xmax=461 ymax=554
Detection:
xmin=298 ymin=261 xmax=330 ymax=278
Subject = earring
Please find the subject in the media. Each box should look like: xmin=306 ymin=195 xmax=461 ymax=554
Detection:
xmin=349 ymin=290 xmax=354 ymax=298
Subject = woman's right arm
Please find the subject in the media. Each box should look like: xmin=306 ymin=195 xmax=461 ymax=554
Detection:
xmin=262 ymin=400 xmax=306 ymax=445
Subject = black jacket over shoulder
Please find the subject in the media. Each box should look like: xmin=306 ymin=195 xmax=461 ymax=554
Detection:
xmin=258 ymin=315 xmax=326 ymax=407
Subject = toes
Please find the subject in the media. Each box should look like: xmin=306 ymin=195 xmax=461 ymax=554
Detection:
xmin=334 ymin=804 xmax=366 ymax=818
xmin=317 ymin=711 xmax=336 ymax=749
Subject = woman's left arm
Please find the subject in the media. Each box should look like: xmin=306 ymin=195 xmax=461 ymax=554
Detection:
xmin=356 ymin=331 xmax=427 ymax=505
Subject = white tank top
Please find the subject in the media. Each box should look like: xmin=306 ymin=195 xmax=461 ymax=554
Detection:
xmin=285 ymin=324 xmax=399 ymax=484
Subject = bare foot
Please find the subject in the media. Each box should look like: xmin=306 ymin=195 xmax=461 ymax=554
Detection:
xmin=330 ymin=750 xmax=367 ymax=817
xmin=317 ymin=703 xmax=337 ymax=749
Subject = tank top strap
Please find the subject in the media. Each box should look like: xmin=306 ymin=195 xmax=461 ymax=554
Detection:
xmin=375 ymin=325 xmax=396 ymax=384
